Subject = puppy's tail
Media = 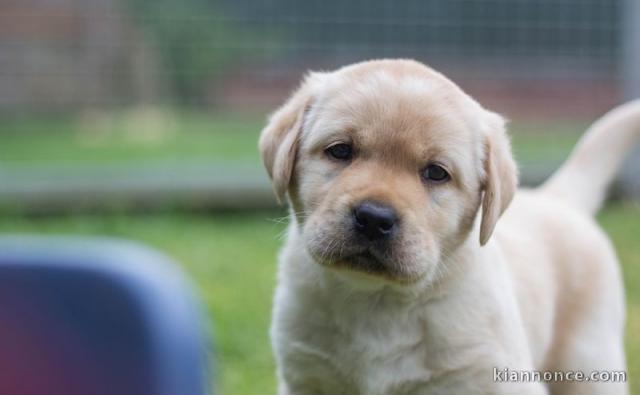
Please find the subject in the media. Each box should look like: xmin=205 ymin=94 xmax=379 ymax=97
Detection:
xmin=539 ymin=100 xmax=640 ymax=215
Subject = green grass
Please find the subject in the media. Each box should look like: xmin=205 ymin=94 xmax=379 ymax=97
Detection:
xmin=0 ymin=111 xmax=264 ymax=165
xmin=599 ymin=204 xmax=640 ymax=392
xmin=0 ymin=204 xmax=638 ymax=394
xmin=510 ymin=120 xmax=587 ymax=165
xmin=0 ymin=113 xmax=589 ymax=167
xmin=0 ymin=211 xmax=287 ymax=395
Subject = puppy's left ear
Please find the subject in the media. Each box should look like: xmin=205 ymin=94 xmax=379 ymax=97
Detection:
xmin=479 ymin=111 xmax=518 ymax=246
xmin=259 ymin=72 xmax=324 ymax=202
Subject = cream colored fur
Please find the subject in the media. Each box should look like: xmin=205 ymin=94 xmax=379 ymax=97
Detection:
xmin=260 ymin=59 xmax=638 ymax=395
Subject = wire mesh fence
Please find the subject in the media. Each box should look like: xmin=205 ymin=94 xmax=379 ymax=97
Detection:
xmin=0 ymin=0 xmax=629 ymax=116
xmin=0 ymin=0 xmax=638 ymax=209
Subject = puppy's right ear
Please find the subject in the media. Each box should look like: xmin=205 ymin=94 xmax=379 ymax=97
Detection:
xmin=259 ymin=72 xmax=324 ymax=202
xmin=479 ymin=111 xmax=518 ymax=246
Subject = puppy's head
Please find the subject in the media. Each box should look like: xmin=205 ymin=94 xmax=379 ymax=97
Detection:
xmin=260 ymin=59 xmax=517 ymax=285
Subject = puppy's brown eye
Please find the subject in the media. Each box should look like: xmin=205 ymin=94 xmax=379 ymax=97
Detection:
xmin=422 ymin=164 xmax=450 ymax=183
xmin=325 ymin=143 xmax=353 ymax=161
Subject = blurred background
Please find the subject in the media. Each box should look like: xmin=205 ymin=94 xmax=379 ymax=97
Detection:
xmin=0 ymin=1 xmax=639 ymax=394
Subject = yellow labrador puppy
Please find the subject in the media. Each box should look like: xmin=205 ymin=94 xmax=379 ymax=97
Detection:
xmin=260 ymin=59 xmax=638 ymax=395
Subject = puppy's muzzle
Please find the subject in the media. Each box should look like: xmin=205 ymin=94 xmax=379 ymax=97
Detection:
xmin=353 ymin=201 xmax=398 ymax=241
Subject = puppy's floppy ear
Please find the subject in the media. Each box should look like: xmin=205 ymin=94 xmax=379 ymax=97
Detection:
xmin=259 ymin=72 xmax=324 ymax=202
xmin=479 ymin=111 xmax=518 ymax=246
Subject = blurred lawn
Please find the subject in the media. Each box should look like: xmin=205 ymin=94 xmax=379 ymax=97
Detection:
xmin=0 ymin=112 xmax=264 ymax=166
xmin=0 ymin=113 xmax=637 ymax=394
xmin=0 ymin=206 xmax=637 ymax=394
xmin=0 ymin=112 xmax=587 ymax=166
xmin=0 ymin=212 xmax=286 ymax=395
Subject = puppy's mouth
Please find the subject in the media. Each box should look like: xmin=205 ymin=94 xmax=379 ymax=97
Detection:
xmin=333 ymin=250 xmax=388 ymax=275
xmin=310 ymin=241 xmax=426 ymax=284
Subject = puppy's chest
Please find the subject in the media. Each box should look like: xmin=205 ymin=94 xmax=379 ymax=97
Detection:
xmin=286 ymin=304 xmax=437 ymax=395
xmin=339 ymin=330 xmax=433 ymax=395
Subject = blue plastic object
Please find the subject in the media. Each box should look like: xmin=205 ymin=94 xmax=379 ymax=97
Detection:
xmin=0 ymin=236 xmax=211 ymax=395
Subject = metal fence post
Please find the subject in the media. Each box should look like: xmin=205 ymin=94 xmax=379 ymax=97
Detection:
xmin=620 ymin=0 xmax=640 ymax=198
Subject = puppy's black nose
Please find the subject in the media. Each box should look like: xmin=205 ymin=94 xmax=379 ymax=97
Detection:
xmin=353 ymin=202 xmax=398 ymax=240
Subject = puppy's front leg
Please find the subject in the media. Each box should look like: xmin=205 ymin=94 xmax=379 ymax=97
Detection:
xmin=278 ymin=384 xmax=326 ymax=395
